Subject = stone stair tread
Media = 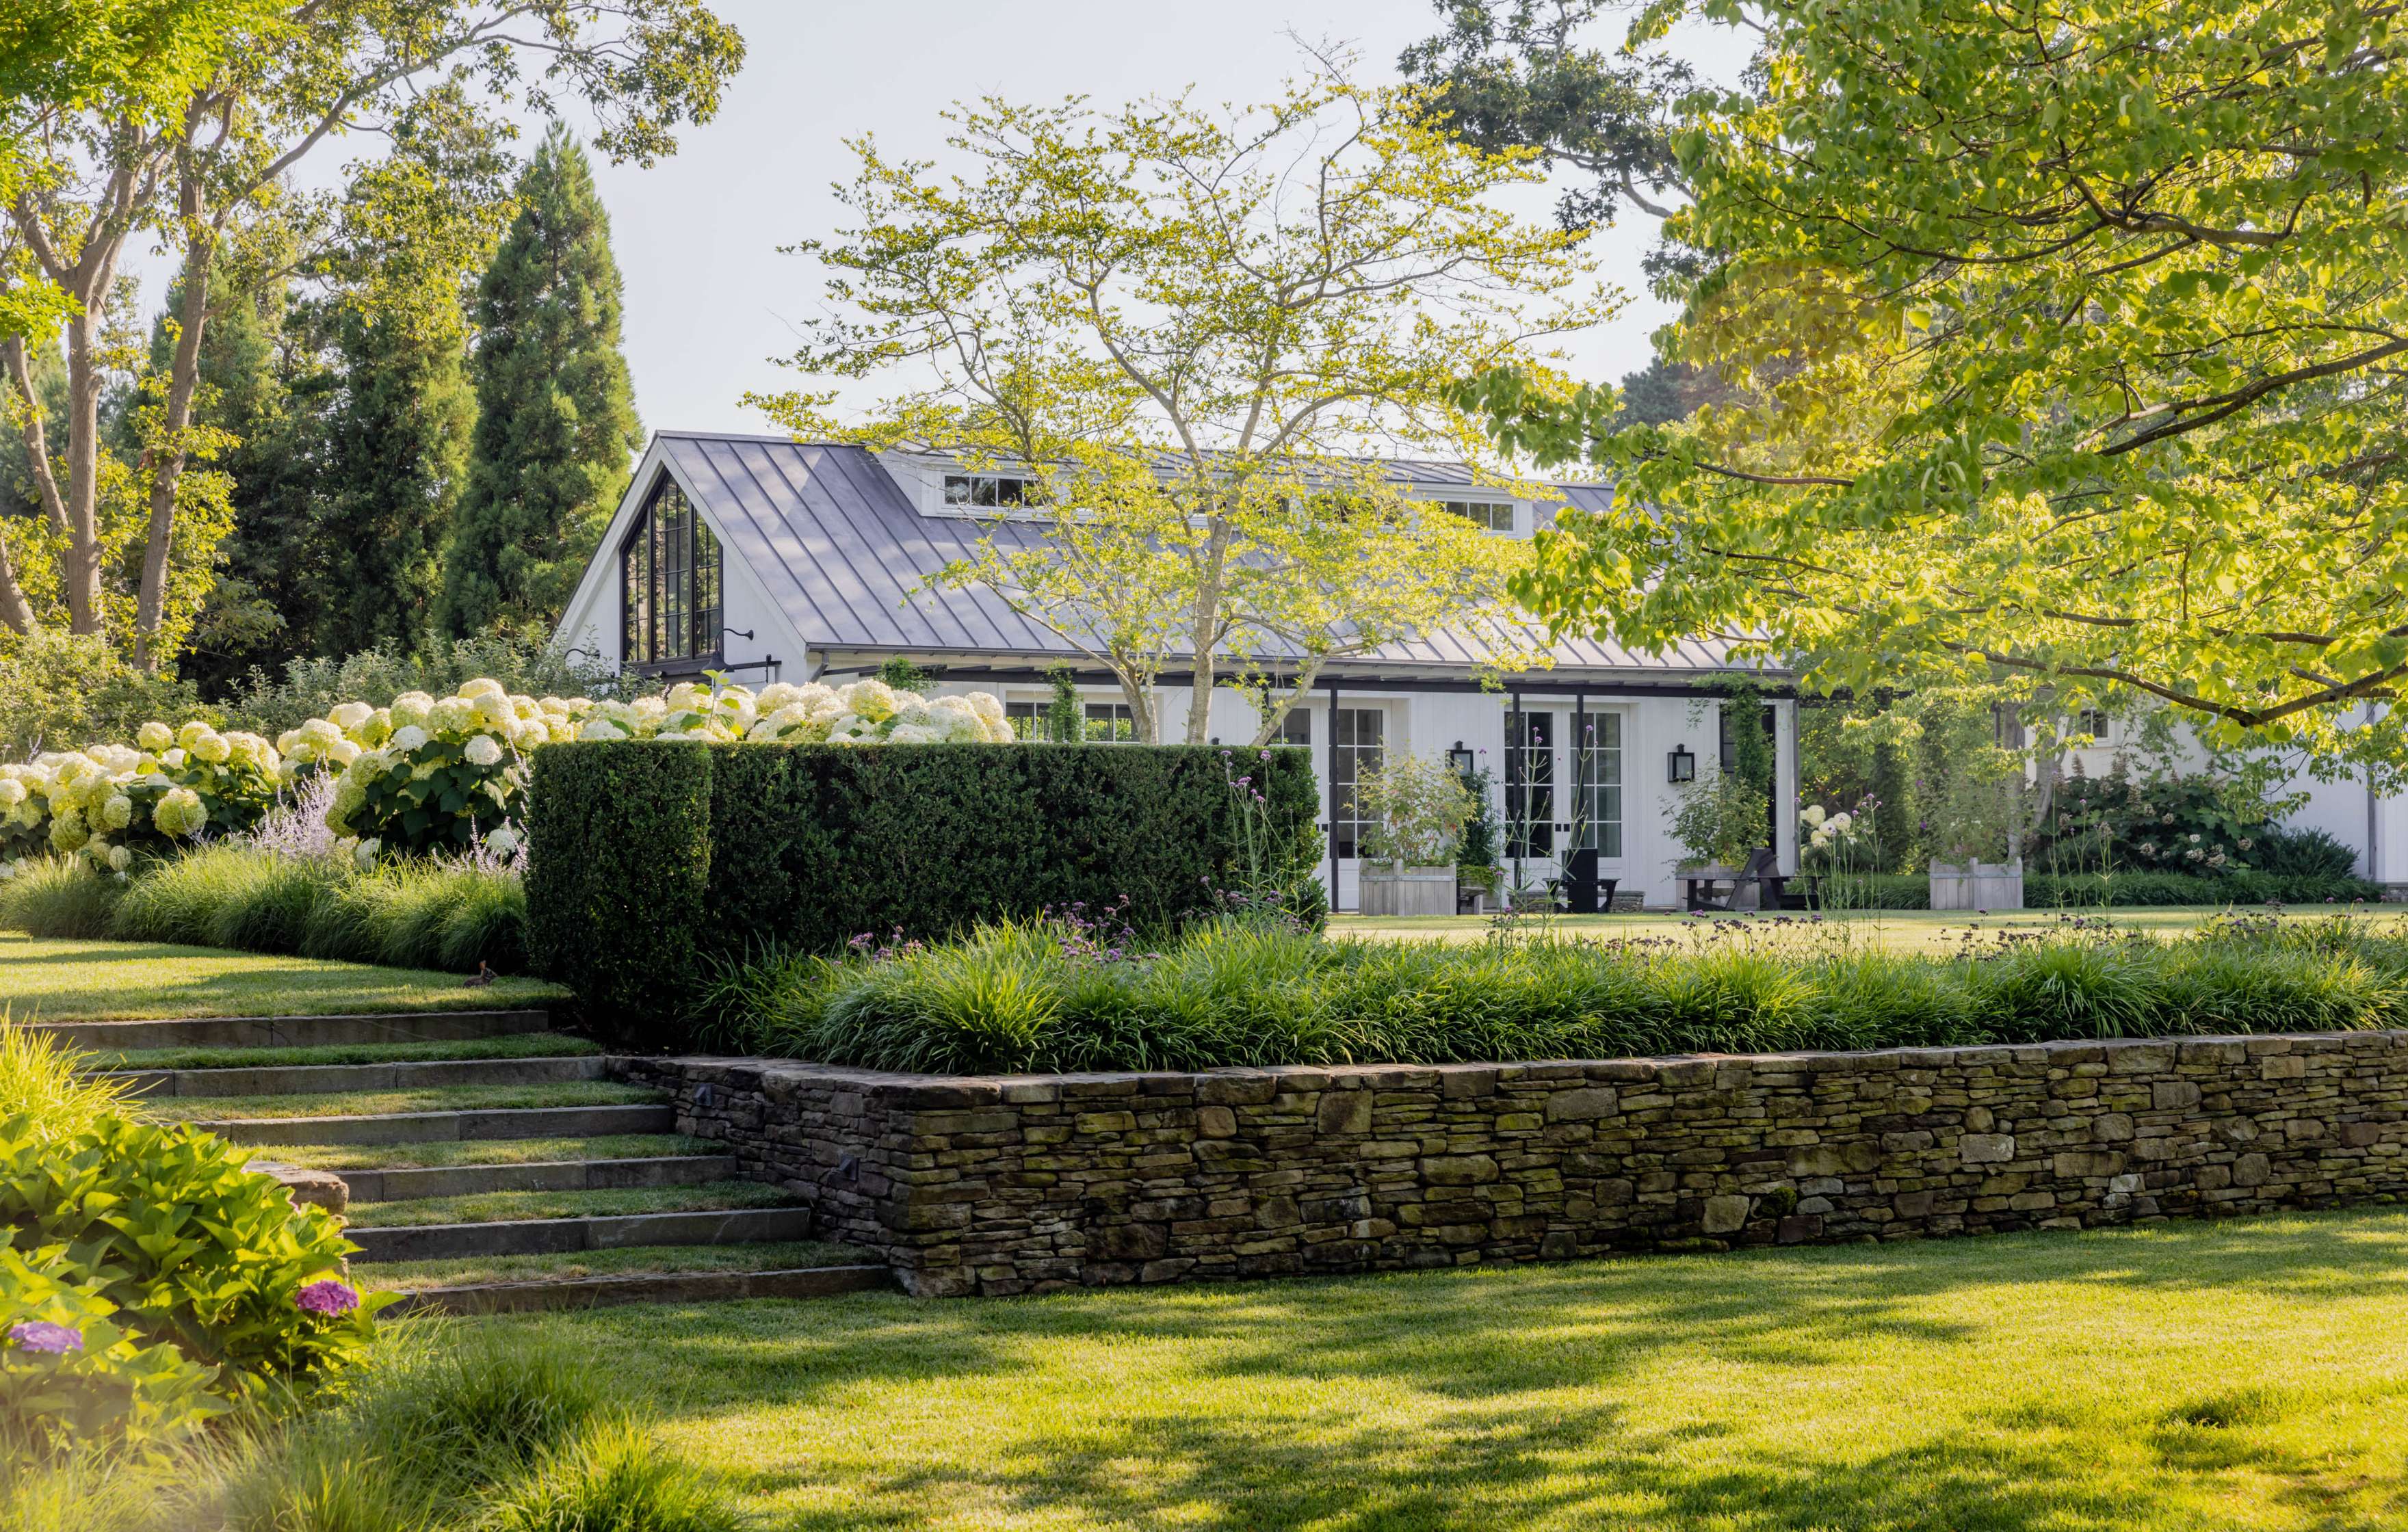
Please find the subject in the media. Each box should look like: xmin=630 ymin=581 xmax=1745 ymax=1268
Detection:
xmin=345 ymin=1178 xmax=786 ymax=1227
xmin=345 ymin=1206 xmax=815 ymax=1263
xmin=378 ymin=1263 xmax=894 ymax=1316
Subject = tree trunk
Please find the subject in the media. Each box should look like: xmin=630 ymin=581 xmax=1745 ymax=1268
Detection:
xmin=58 ymin=299 xmax=109 ymax=635
xmin=1182 ymin=518 xmax=1233 ymax=743
xmin=133 ymin=200 xmax=215 ymax=671
xmin=0 ymin=535 xmax=34 ymax=633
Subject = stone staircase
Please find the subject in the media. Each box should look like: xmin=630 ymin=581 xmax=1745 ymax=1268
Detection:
xmin=68 ymin=1008 xmax=890 ymax=1315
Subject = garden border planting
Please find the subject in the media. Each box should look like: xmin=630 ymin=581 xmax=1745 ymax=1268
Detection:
xmin=621 ymin=1029 xmax=2408 ymax=1295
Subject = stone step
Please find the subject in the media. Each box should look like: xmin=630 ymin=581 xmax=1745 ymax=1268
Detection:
xmin=109 ymin=1055 xmax=607 ymax=1099
xmin=198 ymin=1103 xmax=676 ymax=1147
xmin=37 ymin=1009 xmax=553 ymax=1054
xmin=334 ymin=1154 xmax=743 ymax=1204
xmin=379 ymin=1264 xmax=892 ymax=1316
xmin=347 ymin=1206 xmax=815 ymax=1263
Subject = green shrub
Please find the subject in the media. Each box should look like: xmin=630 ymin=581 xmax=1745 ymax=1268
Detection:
xmin=527 ymin=740 xmax=1322 ymax=1034
xmin=482 ymin=1418 xmax=741 ymax=1532
xmin=0 ymin=1247 xmax=226 ymax=1459
xmin=0 ymin=857 xmax=125 ymax=938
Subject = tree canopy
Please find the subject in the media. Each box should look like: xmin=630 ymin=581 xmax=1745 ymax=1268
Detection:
xmin=754 ymin=68 xmax=1610 ymax=743
xmin=0 ymin=1 xmax=740 ymax=665
xmin=1454 ymin=0 xmax=2408 ymax=784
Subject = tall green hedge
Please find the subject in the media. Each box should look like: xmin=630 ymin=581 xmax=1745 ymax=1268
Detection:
xmin=525 ymin=740 xmax=1320 ymax=1029
xmin=1820 ymin=871 xmax=2381 ymax=910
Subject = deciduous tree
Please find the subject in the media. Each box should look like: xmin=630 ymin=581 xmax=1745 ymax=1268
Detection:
xmin=1455 ymin=0 xmax=2408 ymax=784
xmin=755 ymin=68 xmax=1608 ymax=743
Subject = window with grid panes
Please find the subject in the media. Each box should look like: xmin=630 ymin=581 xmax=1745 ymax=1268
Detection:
xmin=1331 ymin=707 xmax=1383 ymax=858
xmin=620 ymin=475 xmax=723 ymax=669
xmin=1574 ymin=711 xmax=1623 ymax=857
xmin=1506 ymin=709 xmax=1554 ymax=856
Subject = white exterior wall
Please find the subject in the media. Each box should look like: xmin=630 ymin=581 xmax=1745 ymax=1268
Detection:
xmin=2059 ymin=709 xmax=2402 ymax=885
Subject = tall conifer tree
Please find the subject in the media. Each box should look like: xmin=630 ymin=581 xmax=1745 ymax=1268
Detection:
xmin=439 ymin=124 xmax=642 ymax=639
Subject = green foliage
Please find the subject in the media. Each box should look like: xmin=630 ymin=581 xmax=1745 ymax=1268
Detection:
xmin=1044 ymin=664 xmax=1081 ymax=745
xmin=1669 ymin=685 xmax=1774 ymax=868
xmin=1354 ymin=753 xmax=1476 ymax=867
xmin=729 ymin=912 xmax=2408 ymax=1074
xmin=1398 ymin=0 xmax=1692 ymax=228
xmin=0 ymin=856 xmax=125 ymax=938
xmin=311 ymin=303 xmax=475 ymax=657
xmin=215 ymin=638 xmax=623 ymax=738
xmin=0 ymin=1107 xmax=385 ymax=1410
xmin=1456 ymin=0 xmax=2408 ymax=782
xmin=877 ymin=656 xmax=934 ymax=695
xmin=439 ymin=125 xmax=644 ymax=642
xmin=1454 ymin=762 xmax=1502 ymax=883
xmin=0 ymin=1248 xmax=226 ymax=1460
xmin=525 ymin=740 xmax=1322 ymax=1032
xmin=3 ymin=843 xmax=527 ymax=975
xmin=0 ymin=631 xmax=201 ymax=761
xmin=482 ymin=1417 xmax=742 ymax=1532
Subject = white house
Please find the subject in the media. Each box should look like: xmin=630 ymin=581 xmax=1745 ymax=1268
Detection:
xmin=554 ymin=432 xmax=1801 ymax=912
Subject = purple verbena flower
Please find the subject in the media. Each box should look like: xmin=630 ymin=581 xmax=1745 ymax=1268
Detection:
xmin=295 ymin=1279 xmax=360 ymax=1317
xmin=8 ymin=1321 xmax=82 ymax=1354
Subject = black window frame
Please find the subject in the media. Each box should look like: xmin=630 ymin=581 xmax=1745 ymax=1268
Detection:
xmin=942 ymin=473 xmax=1045 ymax=510
xmin=619 ymin=473 xmax=725 ymax=676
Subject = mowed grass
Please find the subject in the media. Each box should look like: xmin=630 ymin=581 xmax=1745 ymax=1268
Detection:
xmin=346 ymin=1180 xmax=794 ymax=1229
xmin=144 ymin=1079 xmax=662 ymax=1122
xmin=0 ymin=930 xmax=564 ymax=1021
xmin=1335 ymin=905 xmax=2408 ymax=953
xmin=91 ymin=1031 xmax=599 ymax=1072
xmin=364 ymin=1239 xmax=871 ymax=1293
xmin=483 ymin=1210 xmax=2408 ymax=1531
xmin=256 ymin=1133 xmax=719 ymax=1172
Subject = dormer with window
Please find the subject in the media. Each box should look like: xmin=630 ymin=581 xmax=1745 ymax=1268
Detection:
xmin=1437 ymin=498 xmax=1516 ymax=533
xmin=620 ymin=474 xmax=724 ymax=674
xmin=942 ymin=471 xmax=1047 ymax=510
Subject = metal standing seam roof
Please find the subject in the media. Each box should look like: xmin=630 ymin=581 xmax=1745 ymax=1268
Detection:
xmin=654 ymin=432 xmax=1770 ymax=679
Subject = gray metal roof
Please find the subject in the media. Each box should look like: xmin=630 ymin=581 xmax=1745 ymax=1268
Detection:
xmin=655 ymin=432 xmax=1768 ymax=680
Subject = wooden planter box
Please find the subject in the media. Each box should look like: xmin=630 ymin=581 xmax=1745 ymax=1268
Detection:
xmin=1359 ymin=864 xmax=1457 ymax=917
xmin=1929 ymin=860 xmax=2024 ymax=910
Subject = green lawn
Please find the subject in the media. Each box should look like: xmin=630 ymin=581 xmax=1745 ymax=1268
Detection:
xmin=256 ymin=1133 xmax=718 ymax=1172
xmin=1334 ymin=905 xmax=2408 ymax=953
xmin=484 ymin=1209 xmax=2408 ymax=1531
xmin=0 ymin=931 xmax=564 ymax=1022
xmin=142 ymin=1079 xmax=660 ymax=1122
xmin=346 ymin=1180 xmax=791 ymax=1228
xmin=363 ymin=1239 xmax=869 ymax=1293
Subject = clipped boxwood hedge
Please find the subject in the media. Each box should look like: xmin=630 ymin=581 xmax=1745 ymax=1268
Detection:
xmin=525 ymin=740 xmax=1320 ymax=1028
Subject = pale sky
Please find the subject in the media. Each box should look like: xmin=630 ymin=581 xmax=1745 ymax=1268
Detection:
xmin=139 ymin=1 xmax=1753 ymax=438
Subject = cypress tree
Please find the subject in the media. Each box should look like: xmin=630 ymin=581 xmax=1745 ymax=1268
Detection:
xmin=311 ymin=302 xmax=474 ymax=655
xmin=439 ymin=124 xmax=642 ymax=639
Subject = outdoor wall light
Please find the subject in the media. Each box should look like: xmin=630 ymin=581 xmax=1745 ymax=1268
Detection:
xmin=1667 ymin=745 xmax=1697 ymax=783
xmin=722 ymin=626 xmax=755 ymax=642
xmin=1447 ymin=741 xmax=1476 ymax=776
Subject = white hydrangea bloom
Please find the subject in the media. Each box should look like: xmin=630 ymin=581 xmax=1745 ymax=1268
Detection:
xmin=389 ymin=691 xmax=436 ymax=729
xmin=471 ymin=690 xmax=514 ymax=727
xmin=428 ymin=696 xmax=476 ymax=735
xmin=486 ymin=824 xmax=522 ymax=856
xmin=106 ymin=845 xmax=132 ymax=872
xmin=354 ymin=837 xmax=381 ymax=870
xmin=326 ymin=739 xmax=362 ymax=767
xmin=0 ymin=780 xmax=23 ymax=809
xmin=841 ymin=679 xmax=900 ymax=723
xmin=458 ymin=678 xmax=506 ymax=701
xmin=666 ymin=681 xmax=707 ymax=711
xmin=189 ymin=732 xmax=232 ymax=765
xmin=579 ymin=717 xmax=625 ymax=741
xmin=137 ymin=721 xmax=174 ymax=752
xmin=175 ymin=721 xmax=213 ymax=750
xmin=330 ymin=702 xmax=374 ymax=731
xmin=886 ymin=723 xmax=941 ymax=745
xmin=99 ymin=794 xmax=133 ymax=830
xmin=464 ymin=735 xmax=504 ymax=767
xmin=152 ymin=787 xmax=206 ymax=837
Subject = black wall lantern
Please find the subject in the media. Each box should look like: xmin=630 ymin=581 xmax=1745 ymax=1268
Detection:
xmin=1447 ymin=741 xmax=1476 ymax=777
xmin=1667 ymin=745 xmax=1696 ymax=783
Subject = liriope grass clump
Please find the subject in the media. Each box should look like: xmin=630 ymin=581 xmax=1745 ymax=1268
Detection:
xmin=741 ymin=912 xmax=2408 ymax=1074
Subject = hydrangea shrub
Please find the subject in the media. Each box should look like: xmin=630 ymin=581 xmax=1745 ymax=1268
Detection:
xmin=0 ymin=675 xmax=1017 ymax=876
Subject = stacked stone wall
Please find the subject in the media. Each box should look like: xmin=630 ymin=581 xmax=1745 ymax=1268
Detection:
xmin=614 ymin=1031 xmax=2408 ymax=1296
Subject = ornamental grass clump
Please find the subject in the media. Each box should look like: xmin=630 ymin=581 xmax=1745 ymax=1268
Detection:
xmin=732 ymin=913 xmax=2408 ymax=1074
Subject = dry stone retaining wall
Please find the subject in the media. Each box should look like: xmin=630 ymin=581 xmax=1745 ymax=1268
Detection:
xmin=614 ymin=1030 xmax=2408 ymax=1296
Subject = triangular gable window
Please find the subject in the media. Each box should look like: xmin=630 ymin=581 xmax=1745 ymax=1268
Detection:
xmin=621 ymin=471 xmax=724 ymax=670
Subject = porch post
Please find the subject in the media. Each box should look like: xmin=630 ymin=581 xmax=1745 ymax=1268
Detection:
xmin=1325 ymin=676 xmax=1340 ymax=912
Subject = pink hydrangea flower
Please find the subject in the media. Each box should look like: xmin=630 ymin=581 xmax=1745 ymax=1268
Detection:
xmin=8 ymin=1321 xmax=83 ymax=1354
xmin=294 ymin=1279 xmax=360 ymax=1317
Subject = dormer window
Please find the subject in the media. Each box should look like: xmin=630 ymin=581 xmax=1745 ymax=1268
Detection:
xmin=621 ymin=475 xmax=723 ymax=670
xmin=943 ymin=473 xmax=1045 ymax=509
xmin=1439 ymin=499 xmax=1515 ymax=533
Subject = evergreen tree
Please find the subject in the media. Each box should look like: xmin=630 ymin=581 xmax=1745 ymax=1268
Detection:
xmin=313 ymin=303 xmax=474 ymax=655
xmin=439 ymin=124 xmax=642 ymax=639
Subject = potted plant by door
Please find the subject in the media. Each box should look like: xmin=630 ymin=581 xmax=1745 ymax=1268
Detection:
xmin=1454 ymin=761 xmax=1504 ymax=912
xmin=1356 ymin=754 xmax=1476 ymax=917
xmin=1921 ymin=702 xmax=2026 ymax=910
